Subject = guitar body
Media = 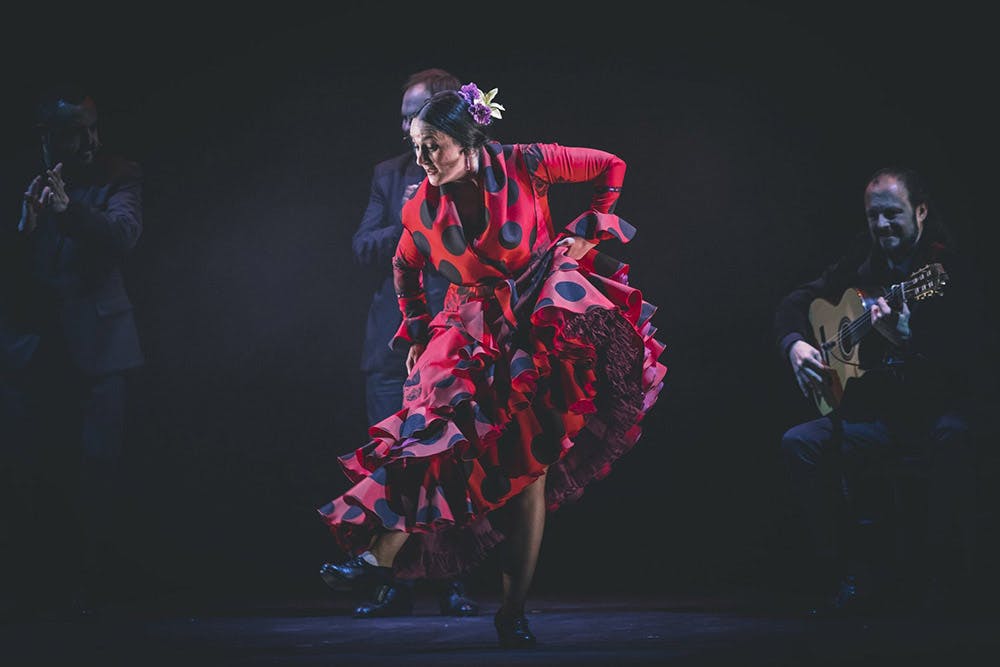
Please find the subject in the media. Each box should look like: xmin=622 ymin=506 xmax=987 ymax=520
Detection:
xmin=803 ymin=262 xmax=948 ymax=416
xmin=808 ymin=287 xmax=878 ymax=415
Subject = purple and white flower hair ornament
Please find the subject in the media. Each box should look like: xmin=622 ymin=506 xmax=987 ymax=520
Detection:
xmin=459 ymin=82 xmax=504 ymax=125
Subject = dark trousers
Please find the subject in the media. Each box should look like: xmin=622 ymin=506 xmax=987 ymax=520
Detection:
xmin=365 ymin=367 xmax=406 ymax=425
xmin=362 ymin=366 xmax=468 ymax=597
xmin=1 ymin=344 xmax=127 ymax=608
xmin=781 ymin=408 xmax=978 ymax=592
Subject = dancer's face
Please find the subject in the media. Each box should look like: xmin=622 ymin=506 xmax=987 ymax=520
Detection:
xmin=409 ymin=118 xmax=467 ymax=187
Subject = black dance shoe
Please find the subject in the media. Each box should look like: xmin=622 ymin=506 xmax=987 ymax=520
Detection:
xmin=438 ymin=580 xmax=479 ymax=616
xmin=494 ymin=611 xmax=537 ymax=649
xmin=354 ymin=581 xmax=414 ymax=618
xmin=319 ymin=555 xmax=391 ymax=592
xmin=808 ymin=574 xmax=874 ymax=618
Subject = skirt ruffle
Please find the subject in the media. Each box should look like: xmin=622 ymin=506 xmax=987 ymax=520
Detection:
xmin=318 ymin=244 xmax=667 ymax=580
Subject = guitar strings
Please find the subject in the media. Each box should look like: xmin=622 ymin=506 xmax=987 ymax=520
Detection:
xmin=821 ymin=264 xmax=944 ymax=370
xmin=834 ymin=282 xmax=908 ymax=346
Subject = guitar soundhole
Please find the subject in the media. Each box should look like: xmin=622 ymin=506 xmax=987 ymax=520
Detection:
xmin=837 ymin=317 xmax=854 ymax=357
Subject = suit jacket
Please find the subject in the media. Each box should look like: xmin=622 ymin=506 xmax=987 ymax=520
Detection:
xmin=0 ymin=154 xmax=144 ymax=376
xmin=352 ymin=152 xmax=448 ymax=375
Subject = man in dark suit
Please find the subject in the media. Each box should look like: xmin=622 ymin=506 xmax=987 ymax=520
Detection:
xmin=352 ymin=68 xmax=456 ymax=425
xmin=323 ymin=68 xmax=479 ymax=618
xmin=0 ymin=88 xmax=144 ymax=617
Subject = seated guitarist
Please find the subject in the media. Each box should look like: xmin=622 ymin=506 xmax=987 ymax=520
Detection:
xmin=774 ymin=167 xmax=991 ymax=617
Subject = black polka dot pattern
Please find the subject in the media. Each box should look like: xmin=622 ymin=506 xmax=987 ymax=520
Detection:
xmin=420 ymin=199 xmax=437 ymax=229
xmin=619 ymin=219 xmax=637 ymax=241
xmin=499 ymin=221 xmax=522 ymax=250
xmin=449 ymin=391 xmax=473 ymax=407
xmin=401 ymin=413 xmax=426 ymax=437
xmin=593 ymin=251 xmax=624 ymax=276
xmin=573 ymin=213 xmax=597 ymax=238
xmin=416 ymin=503 xmax=442 ymax=523
xmin=417 ymin=425 xmax=445 ymax=445
xmin=640 ymin=301 xmax=656 ymax=325
xmin=412 ymin=231 xmax=431 ymax=258
xmin=554 ymin=281 xmax=586 ymax=302
xmin=541 ymin=410 xmax=567 ymax=439
xmin=374 ymin=498 xmax=401 ymax=526
xmin=483 ymin=162 xmax=506 ymax=193
xmin=434 ymin=374 xmax=458 ymax=389
xmin=322 ymin=142 xmax=667 ymax=564
xmin=473 ymin=403 xmax=492 ymax=424
xmin=510 ymin=354 xmax=534 ymax=378
xmin=436 ymin=259 xmax=462 ymax=284
xmin=522 ymin=143 xmax=542 ymax=175
xmin=530 ymin=431 xmax=562 ymax=464
xmin=481 ymin=465 xmax=511 ymax=503
xmin=442 ymin=225 xmax=467 ymax=255
xmin=406 ymin=320 xmax=425 ymax=340
xmin=506 ymin=178 xmax=519 ymax=206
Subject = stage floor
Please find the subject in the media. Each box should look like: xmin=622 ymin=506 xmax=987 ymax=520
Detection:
xmin=3 ymin=590 xmax=999 ymax=666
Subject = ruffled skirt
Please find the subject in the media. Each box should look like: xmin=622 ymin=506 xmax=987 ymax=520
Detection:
xmin=318 ymin=244 xmax=667 ymax=579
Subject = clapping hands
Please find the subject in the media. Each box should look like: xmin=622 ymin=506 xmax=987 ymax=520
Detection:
xmin=17 ymin=163 xmax=68 ymax=234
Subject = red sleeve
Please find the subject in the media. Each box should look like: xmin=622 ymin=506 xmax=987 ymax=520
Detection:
xmin=390 ymin=227 xmax=431 ymax=351
xmin=530 ymin=143 xmax=635 ymax=243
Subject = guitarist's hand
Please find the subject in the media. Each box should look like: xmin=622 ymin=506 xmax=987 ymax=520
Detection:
xmin=871 ymin=296 xmax=911 ymax=346
xmin=788 ymin=340 xmax=831 ymax=399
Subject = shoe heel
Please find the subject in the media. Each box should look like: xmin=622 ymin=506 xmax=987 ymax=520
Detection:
xmin=494 ymin=611 xmax=536 ymax=649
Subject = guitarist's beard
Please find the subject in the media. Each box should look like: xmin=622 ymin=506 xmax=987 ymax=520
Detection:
xmin=874 ymin=221 xmax=922 ymax=264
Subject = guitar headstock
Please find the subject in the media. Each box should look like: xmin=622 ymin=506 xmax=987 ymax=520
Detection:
xmin=904 ymin=263 xmax=949 ymax=302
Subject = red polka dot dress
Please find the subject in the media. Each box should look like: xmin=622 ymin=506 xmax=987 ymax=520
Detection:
xmin=318 ymin=142 xmax=667 ymax=579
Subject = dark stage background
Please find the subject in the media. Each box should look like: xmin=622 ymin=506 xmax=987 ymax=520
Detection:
xmin=2 ymin=4 xmax=997 ymax=604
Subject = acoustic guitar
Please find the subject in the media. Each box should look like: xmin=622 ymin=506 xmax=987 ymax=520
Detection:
xmin=807 ymin=262 xmax=949 ymax=415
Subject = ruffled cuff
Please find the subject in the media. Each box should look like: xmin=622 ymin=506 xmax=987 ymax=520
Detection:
xmin=576 ymin=248 xmax=630 ymax=283
xmin=391 ymin=313 xmax=432 ymax=352
xmin=564 ymin=211 xmax=637 ymax=243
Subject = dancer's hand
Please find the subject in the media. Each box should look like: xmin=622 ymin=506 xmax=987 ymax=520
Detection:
xmin=406 ymin=342 xmax=426 ymax=374
xmin=41 ymin=163 xmax=69 ymax=213
xmin=18 ymin=175 xmax=44 ymax=234
xmin=556 ymin=235 xmax=595 ymax=260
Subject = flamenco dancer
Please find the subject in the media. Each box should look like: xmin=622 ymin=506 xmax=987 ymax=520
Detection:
xmin=317 ymin=82 xmax=667 ymax=648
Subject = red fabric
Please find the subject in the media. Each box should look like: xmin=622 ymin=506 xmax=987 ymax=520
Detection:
xmin=390 ymin=143 xmax=628 ymax=349
xmin=318 ymin=142 xmax=667 ymax=580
